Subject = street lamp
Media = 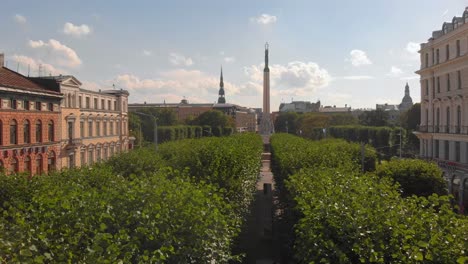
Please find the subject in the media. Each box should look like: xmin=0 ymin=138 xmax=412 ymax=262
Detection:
xmin=134 ymin=112 xmax=158 ymax=151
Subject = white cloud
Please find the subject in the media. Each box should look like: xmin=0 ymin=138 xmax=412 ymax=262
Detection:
xmin=28 ymin=39 xmax=82 ymax=68
xmin=13 ymin=14 xmax=27 ymax=24
xmin=387 ymin=66 xmax=403 ymax=77
xmin=244 ymin=61 xmax=331 ymax=96
xmin=251 ymin=14 xmax=277 ymax=25
xmin=348 ymin=49 xmax=372 ymax=66
xmin=63 ymin=22 xmax=91 ymax=37
xmin=406 ymin=42 xmax=420 ymax=54
xmin=224 ymin=56 xmax=236 ymax=63
xmin=342 ymin=75 xmax=374 ymax=80
xmin=169 ymin=52 xmax=193 ymax=66
xmin=142 ymin=50 xmax=152 ymax=56
xmin=10 ymin=54 xmax=64 ymax=76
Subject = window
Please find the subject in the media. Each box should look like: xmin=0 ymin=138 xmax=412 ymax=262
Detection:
xmin=68 ymin=122 xmax=73 ymax=140
xmin=426 ymin=109 xmax=429 ymax=124
xmin=78 ymin=96 xmax=82 ymax=108
xmin=103 ymin=121 xmax=107 ymax=136
xmin=36 ymin=154 xmax=42 ymax=175
xmin=86 ymin=97 xmax=90 ymax=108
xmin=425 ymin=53 xmax=429 ymax=67
xmin=48 ymin=152 xmax=56 ymax=172
xmin=96 ymin=121 xmax=100 ymax=136
xmin=104 ymin=147 xmax=108 ymax=160
xmin=435 ymin=140 xmax=440 ymax=158
xmin=80 ymin=121 xmax=84 ymax=137
xmin=110 ymin=145 xmax=115 ymax=156
xmin=24 ymin=156 xmax=31 ymax=174
xmin=88 ymin=149 xmax=94 ymax=164
xmin=457 ymin=40 xmax=461 ymax=56
xmin=101 ymin=99 xmax=105 ymax=110
xmin=432 ymin=77 xmax=435 ymax=96
xmin=94 ymin=98 xmax=98 ymax=109
xmin=97 ymin=148 xmax=101 ymax=162
xmin=447 ymin=73 xmax=451 ymax=91
xmin=444 ymin=141 xmax=449 ymax=160
xmin=10 ymin=119 xmax=17 ymax=144
xmin=110 ymin=121 xmax=114 ymax=135
xmin=436 ymin=49 xmax=440 ymax=64
xmin=456 ymin=141 xmax=461 ymax=162
xmin=0 ymin=120 xmax=3 ymax=145
xmin=457 ymin=105 xmax=462 ymax=133
xmin=436 ymin=108 xmax=440 ymax=132
xmin=446 ymin=44 xmax=450 ymax=61
xmin=431 ymin=48 xmax=435 ymax=65
xmin=114 ymin=101 xmax=117 ymax=110
xmin=437 ymin=77 xmax=440 ymax=93
xmin=48 ymin=103 xmax=53 ymax=111
xmin=35 ymin=120 xmax=42 ymax=143
xmin=80 ymin=151 xmax=85 ymax=166
xmin=108 ymin=100 xmax=111 ymax=110
xmin=24 ymin=100 xmax=30 ymax=110
xmin=36 ymin=102 xmax=41 ymax=111
xmin=425 ymin=79 xmax=429 ymax=95
xmin=23 ymin=120 xmax=30 ymax=144
xmin=10 ymin=99 xmax=17 ymax=109
xmin=88 ymin=121 xmax=93 ymax=137
xmin=48 ymin=121 xmax=54 ymax=141
xmin=446 ymin=107 xmax=451 ymax=130
xmin=10 ymin=157 xmax=18 ymax=174
xmin=458 ymin=70 xmax=462 ymax=89
xmin=68 ymin=153 xmax=75 ymax=169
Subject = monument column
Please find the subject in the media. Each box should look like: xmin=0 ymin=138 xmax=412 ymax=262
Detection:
xmin=260 ymin=43 xmax=274 ymax=135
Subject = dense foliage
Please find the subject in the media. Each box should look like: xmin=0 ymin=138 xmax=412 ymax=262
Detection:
xmin=0 ymin=134 xmax=263 ymax=263
xmin=270 ymin=133 xmax=468 ymax=263
xmin=274 ymin=112 xmax=357 ymax=135
xmin=374 ymin=158 xmax=447 ymax=197
xmin=358 ymin=108 xmax=390 ymax=126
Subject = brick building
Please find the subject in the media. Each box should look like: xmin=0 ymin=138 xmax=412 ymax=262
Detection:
xmin=0 ymin=61 xmax=62 ymax=175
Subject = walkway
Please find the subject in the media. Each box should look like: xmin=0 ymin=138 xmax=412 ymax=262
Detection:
xmin=241 ymin=135 xmax=278 ymax=263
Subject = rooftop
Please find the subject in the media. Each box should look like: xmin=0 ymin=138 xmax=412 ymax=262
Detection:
xmin=0 ymin=67 xmax=61 ymax=95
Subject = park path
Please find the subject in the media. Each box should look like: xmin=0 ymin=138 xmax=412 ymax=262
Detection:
xmin=240 ymin=135 xmax=279 ymax=263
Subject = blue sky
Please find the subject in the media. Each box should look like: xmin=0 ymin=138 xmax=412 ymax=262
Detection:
xmin=1 ymin=0 xmax=467 ymax=110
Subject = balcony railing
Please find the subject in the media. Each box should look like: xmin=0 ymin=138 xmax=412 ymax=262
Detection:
xmin=417 ymin=125 xmax=465 ymax=134
xmin=67 ymin=138 xmax=82 ymax=146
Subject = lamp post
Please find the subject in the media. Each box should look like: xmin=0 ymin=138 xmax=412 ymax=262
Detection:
xmin=135 ymin=112 xmax=158 ymax=151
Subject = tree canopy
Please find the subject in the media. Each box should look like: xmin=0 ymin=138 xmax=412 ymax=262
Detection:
xmin=192 ymin=110 xmax=235 ymax=128
xmin=359 ymin=108 xmax=390 ymax=126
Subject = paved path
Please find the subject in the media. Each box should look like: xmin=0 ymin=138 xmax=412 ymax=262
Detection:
xmin=241 ymin=135 xmax=278 ymax=263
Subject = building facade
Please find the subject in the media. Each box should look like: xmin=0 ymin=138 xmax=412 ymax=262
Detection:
xmin=279 ymin=100 xmax=321 ymax=113
xmin=415 ymin=7 xmax=468 ymax=214
xmin=30 ymin=75 xmax=130 ymax=169
xmin=0 ymin=64 xmax=62 ymax=175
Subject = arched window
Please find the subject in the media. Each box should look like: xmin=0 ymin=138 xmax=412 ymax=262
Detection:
xmin=24 ymin=156 xmax=31 ymax=175
xmin=436 ymin=108 xmax=440 ymax=132
xmin=48 ymin=151 xmax=56 ymax=172
xmin=446 ymin=107 xmax=451 ymax=128
xmin=10 ymin=119 xmax=18 ymax=144
xmin=457 ymin=105 xmax=462 ymax=133
xmin=36 ymin=120 xmax=42 ymax=143
xmin=48 ymin=120 xmax=54 ymax=142
xmin=110 ymin=121 xmax=114 ymax=135
xmin=35 ymin=154 xmax=43 ymax=175
xmin=23 ymin=120 xmax=30 ymax=144
xmin=10 ymin=157 xmax=18 ymax=174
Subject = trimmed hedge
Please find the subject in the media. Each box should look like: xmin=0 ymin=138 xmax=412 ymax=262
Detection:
xmin=270 ymin=133 xmax=468 ymax=263
xmin=374 ymin=158 xmax=447 ymax=197
xmin=0 ymin=133 xmax=263 ymax=263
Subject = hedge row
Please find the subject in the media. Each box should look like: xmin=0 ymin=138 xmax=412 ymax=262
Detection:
xmin=270 ymin=133 xmax=468 ymax=263
xmin=157 ymin=125 xmax=234 ymax=143
xmin=0 ymin=133 xmax=263 ymax=263
xmin=306 ymin=125 xmax=405 ymax=159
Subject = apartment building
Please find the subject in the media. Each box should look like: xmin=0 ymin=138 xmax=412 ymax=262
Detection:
xmin=415 ymin=7 xmax=468 ymax=213
xmin=30 ymin=75 xmax=130 ymax=169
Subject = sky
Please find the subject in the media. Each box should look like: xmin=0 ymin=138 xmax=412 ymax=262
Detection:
xmin=1 ymin=0 xmax=468 ymax=110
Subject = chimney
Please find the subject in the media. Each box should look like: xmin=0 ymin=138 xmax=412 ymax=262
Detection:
xmin=0 ymin=53 xmax=4 ymax=67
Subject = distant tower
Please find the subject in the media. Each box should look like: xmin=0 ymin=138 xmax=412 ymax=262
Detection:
xmin=399 ymin=82 xmax=413 ymax=112
xmin=217 ymin=67 xmax=226 ymax=104
xmin=260 ymin=43 xmax=274 ymax=135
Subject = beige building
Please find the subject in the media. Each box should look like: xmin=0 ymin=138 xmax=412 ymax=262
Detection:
xmin=415 ymin=7 xmax=468 ymax=213
xmin=31 ymin=75 xmax=130 ymax=168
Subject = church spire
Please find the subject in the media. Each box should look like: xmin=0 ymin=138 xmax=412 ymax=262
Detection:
xmin=217 ymin=66 xmax=226 ymax=104
xmin=405 ymin=82 xmax=410 ymax=96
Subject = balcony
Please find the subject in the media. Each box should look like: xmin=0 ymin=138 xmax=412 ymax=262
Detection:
xmin=417 ymin=125 xmax=465 ymax=134
xmin=66 ymin=138 xmax=82 ymax=148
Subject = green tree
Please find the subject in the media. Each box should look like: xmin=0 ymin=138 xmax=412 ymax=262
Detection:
xmin=328 ymin=113 xmax=358 ymax=126
xmin=192 ymin=110 xmax=235 ymax=128
xmin=274 ymin=112 xmax=300 ymax=133
xmin=359 ymin=109 xmax=390 ymax=126
xmin=400 ymin=103 xmax=420 ymax=130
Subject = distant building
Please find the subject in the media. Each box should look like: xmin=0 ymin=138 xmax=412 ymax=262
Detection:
xmin=279 ymin=100 xmax=321 ymax=113
xmin=320 ymin=104 xmax=351 ymax=113
xmin=0 ymin=62 xmax=62 ymax=175
xmin=30 ymin=75 xmax=130 ymax=169
xmin=217 ymin=68 xmax=226 ymax=104
xmin=399 ymin=82 xmax=414 ymax=112
xmin=375 ymin=83 xmax=414 ymax=123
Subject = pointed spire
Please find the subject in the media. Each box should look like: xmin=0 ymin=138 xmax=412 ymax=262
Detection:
xmin=218 ymin=66 xmax=226 ymax=104
xmin=405 ymin=82 xmax=410 ymax=96
xmin=220 ymin=66 xmax=224 ymax=88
